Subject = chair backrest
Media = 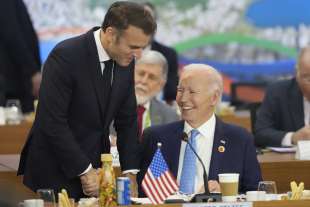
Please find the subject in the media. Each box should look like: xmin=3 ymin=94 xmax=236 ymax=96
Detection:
xmin=230 ymin=82 xmax=267 ymax=109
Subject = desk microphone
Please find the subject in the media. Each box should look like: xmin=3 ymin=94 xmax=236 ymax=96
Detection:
xmin=181 ymin=132 xmax=222 ymax=202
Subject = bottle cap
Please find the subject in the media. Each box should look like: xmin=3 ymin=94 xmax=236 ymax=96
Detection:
xmin=101 ymin=154 xmax=113 ymax=162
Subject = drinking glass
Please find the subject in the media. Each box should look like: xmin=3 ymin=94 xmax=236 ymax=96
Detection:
xmin=37 ymin=189 xmax=56 ymax=207
xmin=257 ymin=181 xmax=277 ymax=200
xmin=5 ymin=99 xmax=22 ymax=124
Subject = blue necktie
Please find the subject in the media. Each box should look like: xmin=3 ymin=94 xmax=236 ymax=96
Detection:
xmin=180 ymin=129 xmax=200 ymax=194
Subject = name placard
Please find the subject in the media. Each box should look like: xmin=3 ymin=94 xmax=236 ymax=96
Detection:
xmin=183 ymin=202 xmax=252 ymax=207
xmin=296 ymin=141 xmax=310 ymax=160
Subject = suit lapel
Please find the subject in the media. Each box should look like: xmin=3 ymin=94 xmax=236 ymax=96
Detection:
xmin=209 ymin=117 xmax=226 ymax=180
xmin=84 ymin=28 xmax=107 ymax=124
xmin=162 ymin=121 xmax=184 ymax=177
xmin=288 ymin=79 xmax=304 ymax=129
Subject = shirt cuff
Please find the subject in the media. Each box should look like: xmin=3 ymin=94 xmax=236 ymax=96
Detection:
xmin=79 ymin=164 xmax=93 ymax=176
xmin=122 ymin=169 xmax=139 ymax=175
xmin=282 ymin=132 xmax=294 ymax=146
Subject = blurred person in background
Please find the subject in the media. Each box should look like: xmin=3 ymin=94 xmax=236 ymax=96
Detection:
xmin=0 ymin=0 xmax=41 ymax=113
xmin=138 ymin=64 xmax=261 ymax=196
xmin=255 ymin=47 xmax=310 ymax=147
xmin=142 ymin=2 xmax=179 ymax=105
xmin=18 ymin=1 xmax=156 ymax=200
xmin=111 ymin=50 xmax=179 ymax=143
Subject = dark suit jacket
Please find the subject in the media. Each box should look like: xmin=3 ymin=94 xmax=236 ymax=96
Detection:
xmin=137 ymin=118 xmax=262 ymax=196
xmin=151 ymin=40 xmax=178 ymax=102
xmin=0 ymin=0 xmax=41 ymax=112
xmin=18 ymin=28 xmax=140 ymax=199
xmin=255 ymin=78 xmax=304 ymax=147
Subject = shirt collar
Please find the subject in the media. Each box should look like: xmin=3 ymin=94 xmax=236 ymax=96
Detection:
xmin=139 ymin=101 xmax=151 ymax=111
xmin=184 ymin=113 xmax=216 ymax=138
xmin=94 ymin=28 xmax=110 ymax=62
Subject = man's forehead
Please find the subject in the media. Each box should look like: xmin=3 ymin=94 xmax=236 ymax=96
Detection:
xmin=179 ymin=76 xmax=203 ymax=87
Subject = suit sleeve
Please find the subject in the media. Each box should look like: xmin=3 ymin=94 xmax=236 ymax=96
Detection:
xmin=163 ymin=48 xmax=178 ymax=102
xmin=255 ymin=85 xmax=287 ymax=147
xmin=114 ymin=63 xmax=140 ymax=171
xmin=0 ymin=0 xmax=40 ymax=77
xmin=240 ymin=131 xmax=262 ymax=192
xmin=36 ymin=48 xmax=90 ymax=179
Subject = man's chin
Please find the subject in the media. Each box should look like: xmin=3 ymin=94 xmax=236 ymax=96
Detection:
xmin=136 ymin=95 xmax=151 ymax=105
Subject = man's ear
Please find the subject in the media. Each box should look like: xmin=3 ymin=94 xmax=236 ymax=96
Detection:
xmin=159 ymin=79 xmax=166 ymax=90
xmin=104 ymin=27 xmax=116 ymax=44
xmin=210 ymin=90 xmax=220 ymax=107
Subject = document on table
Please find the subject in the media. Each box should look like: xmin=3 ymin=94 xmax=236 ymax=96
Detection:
xmin=266 ymin=146 xmax=296 ymax=153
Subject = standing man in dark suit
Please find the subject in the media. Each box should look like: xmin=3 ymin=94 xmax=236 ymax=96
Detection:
xmin=0 ymin=0 xmax=41 ymax=113
xmin=142 ymin=2 xmax=179 ymax=104
xmin=18 ymin=1 xmax=156 ymax=199
xmin=137 ymin=64 xmax=261 ymax=196
xmin=255 ymin=47 xmax=310 ymax=147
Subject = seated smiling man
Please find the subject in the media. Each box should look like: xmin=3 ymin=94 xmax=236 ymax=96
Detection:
xmin=137 ymin=64 xmax=262 ymax=196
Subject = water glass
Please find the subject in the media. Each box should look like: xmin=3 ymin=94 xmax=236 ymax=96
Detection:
xmin=5 ymin=99 xmax=22 ymax=124
xmin=37 ymin=189 xmax=56 ymax=207
xmin=257 ymin=181 xmax=277 ymax=200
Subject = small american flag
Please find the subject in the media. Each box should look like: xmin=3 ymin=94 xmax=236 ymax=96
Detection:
xmin=142 ymin=147 xmax=179 ymax=204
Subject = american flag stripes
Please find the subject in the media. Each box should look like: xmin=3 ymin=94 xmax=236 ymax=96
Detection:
xmin=142 ymin=147 xmax=179 ymax=204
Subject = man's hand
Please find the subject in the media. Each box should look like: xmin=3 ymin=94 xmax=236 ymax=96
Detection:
xmin=208 ymin=180 xmax=221 ymax=192
xmin=124 ymin=173 xmax=138 ymax=197
xmin=80 ymin=168 xmax=99 ymax=197
xmin=292 ymin=126 xmax=310 ymax=145
xmin=31 ymin=72 xmax=42 ymax=97
xmin=198 ymin=180 xmax=221 ymax=193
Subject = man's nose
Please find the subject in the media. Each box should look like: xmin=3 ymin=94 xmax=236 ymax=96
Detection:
xmin=140 ymin=74 xmax=148 ymax=83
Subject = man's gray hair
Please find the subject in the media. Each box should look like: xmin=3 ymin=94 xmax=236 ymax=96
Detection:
xmin=136 ymin=50 xmax=168 ymax=81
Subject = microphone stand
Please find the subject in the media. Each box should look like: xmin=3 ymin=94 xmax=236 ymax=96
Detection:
xmin=182 ymin=133 xmax=222 ymax=202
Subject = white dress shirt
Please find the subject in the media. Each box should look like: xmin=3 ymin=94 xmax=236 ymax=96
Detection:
xmin=282 ymin=97 xmax=310 ymax=146
xmin=94 ymin=28 xmax=110 ymax=74
xmin=177 ymin=114 xmax=216 ymax=193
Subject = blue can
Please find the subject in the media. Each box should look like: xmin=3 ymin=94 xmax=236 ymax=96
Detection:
xmin=117 ymin=177 xmax=131 ymax=205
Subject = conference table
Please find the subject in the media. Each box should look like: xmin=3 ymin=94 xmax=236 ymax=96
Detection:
xmin=0 ymin=115 xmax=309 ymax=203
xmin=126 ymin=201 xmax=310 ymax=207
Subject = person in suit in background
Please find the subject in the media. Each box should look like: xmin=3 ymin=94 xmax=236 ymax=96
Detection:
xmin=109 ymin=50 xmax=179 ymax=144
xmin=0 ymin=0 xmax=41 ymax=113
xmin=134 ymin=50 xmax=179 ymax=139
xmin=255 ymin=47 xmax=310 ymax=147
xmin=142 ymin=2 xmax=179 ymax=104
xmin=18 ymin=1 xmax=156 ymax=199
xmin=137 ymin=64 xmax=261 ymax=196
xmin=0 ymin=74 xmax=5 ymax=106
